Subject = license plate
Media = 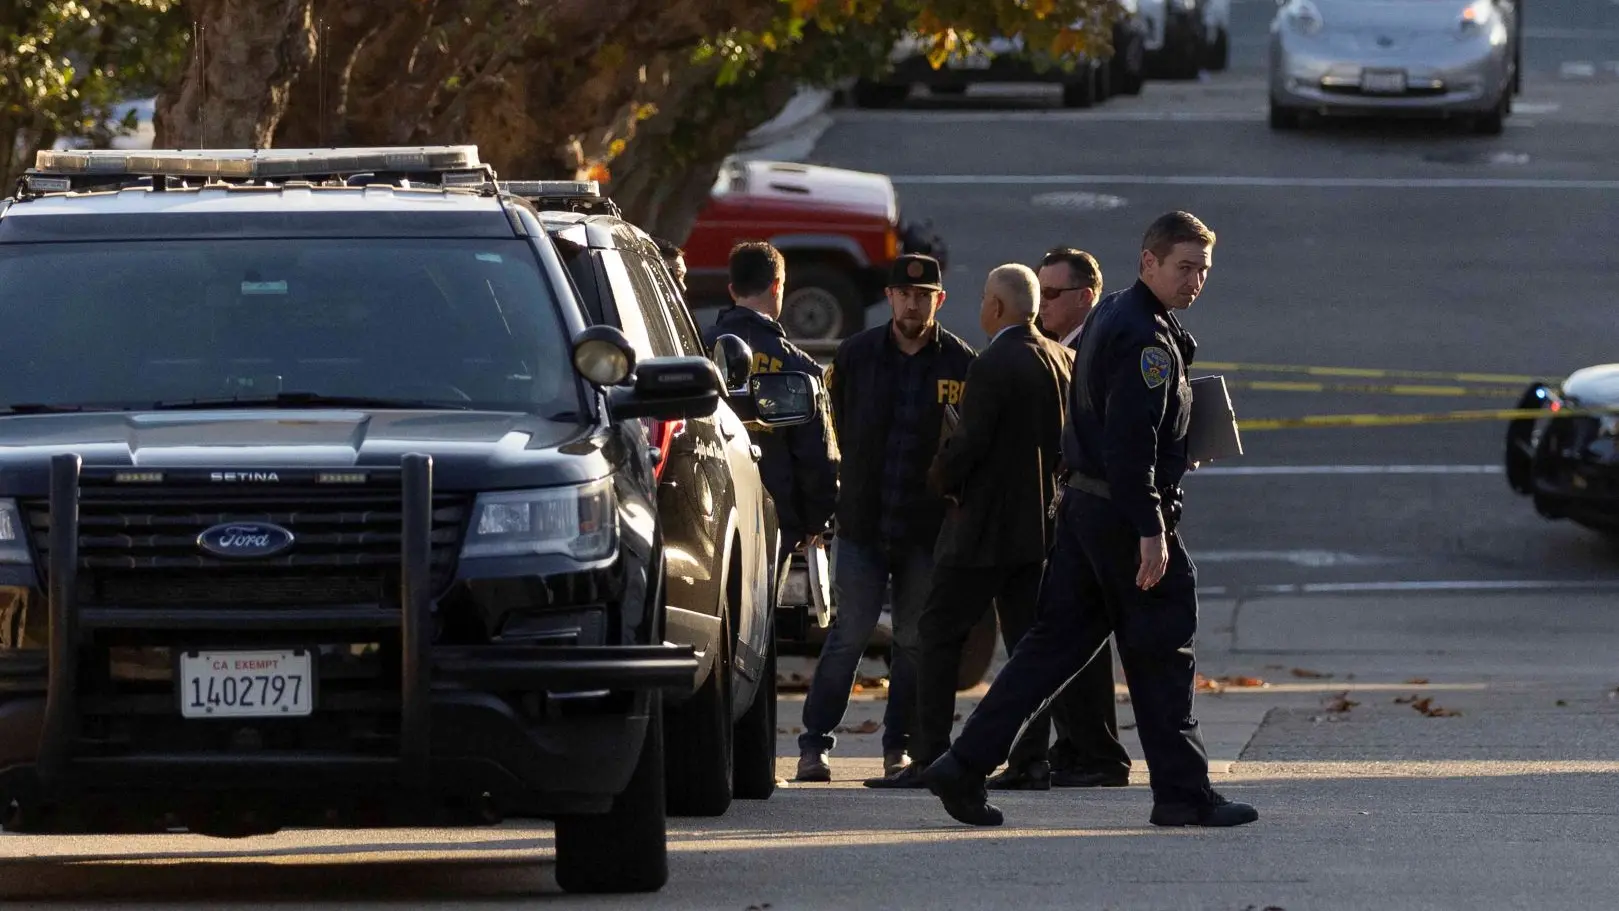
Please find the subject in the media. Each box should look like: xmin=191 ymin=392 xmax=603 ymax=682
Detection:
xmin=1360 ymin=69 xmax=1407 ymax=94
xmin=178 ymin=649 xmax=314 ymax=718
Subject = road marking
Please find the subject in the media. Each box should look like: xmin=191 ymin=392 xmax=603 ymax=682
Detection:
xmin=1194 ymin=464 xmax=1503 ymax=475
xmin=887 ymin=174 xmax=1619 ymax=190
xmin=1240 ymin=405 xmax=1617 ymax=430
xmin=1511 ymin=101 xmax=1561 ymax=115
xmin=843 ymin=109 xmax=1272 ymax=123
xmin=1223 ymin=379 xmax=1520 ymax=398
xmin=1196 ymin=550 xmax=1403 ymax=567
xmin=1196 ymin=360 xmax=1539 ymax=385
xmin=1202 ymin=579 xmax=1619 ymax=596
xmin=1560 ymin=61 xmax=1597 ymax=78
xmin=1528 ymin=28 xmax=1619 ymax=39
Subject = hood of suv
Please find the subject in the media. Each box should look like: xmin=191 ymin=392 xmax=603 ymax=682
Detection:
xmin=0 ymin=409 xmax=618 ymax=492
xmin=718 ymin=159 xmax=898 ymax=223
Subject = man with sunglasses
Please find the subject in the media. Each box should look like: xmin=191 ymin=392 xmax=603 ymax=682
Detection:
xmin=995 ymin=247 xmax=1137 ymax=792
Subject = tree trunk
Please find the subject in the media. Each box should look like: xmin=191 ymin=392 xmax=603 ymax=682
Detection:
xmin=154 ymin=0 xmax=317 ymax=149
xmin=606 ymin=59 xmax=802 ymax=245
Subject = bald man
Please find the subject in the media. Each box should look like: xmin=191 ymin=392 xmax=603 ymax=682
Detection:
xmin=864 ymin=263 xmax=1078 ymax=789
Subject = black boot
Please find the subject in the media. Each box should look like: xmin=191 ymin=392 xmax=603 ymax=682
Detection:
xmin=1149 ymin=788 xmax=1259 ymax=828
xmin=921 ymin=751 xmax=1004 ymax=827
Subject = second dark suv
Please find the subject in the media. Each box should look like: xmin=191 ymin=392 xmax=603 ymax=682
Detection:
xmin=503 ymin=180 xmax=790 ymax=818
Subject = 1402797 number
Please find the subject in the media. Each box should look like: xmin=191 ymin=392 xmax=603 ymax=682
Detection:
xmin=178 ymin=649 xmax=315 ymax=718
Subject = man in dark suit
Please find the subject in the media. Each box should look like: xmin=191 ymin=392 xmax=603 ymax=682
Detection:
xmin=864 ymin=263 xmax=1074 ymax=789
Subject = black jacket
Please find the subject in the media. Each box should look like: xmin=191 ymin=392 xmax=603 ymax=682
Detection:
xmin=1064 ymin=279 xmax=1197 ymax=537
xmin=927 ymin=323 xmax=1073 ymax=567
xmin=703 ymin=306 xmax=839 ymax=539
xmin=826 ymin=321 xmax=976 ymax=550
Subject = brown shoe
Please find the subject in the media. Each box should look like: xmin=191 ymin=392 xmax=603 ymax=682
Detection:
xmin=883 ymin=749 xmax=911 ymax=776
xmin=795 ymin=750 xmax=831 ymax=782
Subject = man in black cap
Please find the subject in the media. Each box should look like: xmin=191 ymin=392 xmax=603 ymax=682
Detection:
xmin=794 ymin=253 xmax=976 ymax=783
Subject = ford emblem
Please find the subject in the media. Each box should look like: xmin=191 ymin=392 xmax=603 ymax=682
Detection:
xmin=197 ymin=522 xmax=296 ymax=559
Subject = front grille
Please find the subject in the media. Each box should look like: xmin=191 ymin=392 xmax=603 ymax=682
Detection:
xmin=23 ymin=485 xmax=469 ymax=608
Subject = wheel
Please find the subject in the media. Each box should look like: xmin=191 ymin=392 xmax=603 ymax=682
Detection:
xmin=1113 ymin=34 xmax=1147 ymax=95
xmin=955 ymin=609 xmax=998 ymax=691
xmin=663 ymin=605 xmax=733 ymax=817
xmin=1094 ymin=57 xmax=1114 ymax=101
xmin=1061 ymin=66 xmax=1098 ymax=108
xmin=851 ymin=79 xmax=909 ymax=108
xmin=1206 ymin=27 xmax=1229 ymax=72
xmin=1472 ymin=92 xmax=1507 ymax=135
xmin=553 ymin=692 xmax=669 ymax=894
xmin=781 ymin=264 xmax=866 ymax=341
xmin=1268 ymin=100 xmax=1301 ymax=130
xmin=731 ymin=619 xmax=778 ymax=800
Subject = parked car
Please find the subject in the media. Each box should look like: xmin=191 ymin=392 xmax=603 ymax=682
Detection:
xmin=0 ymin=145 xmax=817 ymax=894
xmin=1505 ymin=363 xmax=1619 ymax=535
xmin=1268 ymin=0 xmax=1519 ymax=133
xmin=681 ymin=157 xmax=949 ymax=342
xmin=847 ymin=4 xmax=1149 ymax=108
xmin=1201 ymin=0 xmax=1231 ymax=71
xmin=1139 ymin=0 xmax=1208 ymax=78
xmin=501 ymin=179 xmax=799 ymax=817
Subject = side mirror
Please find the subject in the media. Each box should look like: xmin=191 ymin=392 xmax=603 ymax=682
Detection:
xmin=606 ymin=356 xmax=723 ymax=421
xmin=710 ymin=334 xmax=754 ymax=391
xmin=747 ymin=371 xmax=819 ymax=428
xmin=571 ymin=324 xmax=637 ymax=387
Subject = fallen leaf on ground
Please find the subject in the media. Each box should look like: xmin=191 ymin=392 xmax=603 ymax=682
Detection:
xmin=1410 ymin=697 xmax=1461 ymax=717
xmin=1393 ymin=694 xmax=1419 ymax=705
xmin=1323 ymin=691 xmax=1358 ymax=713
xmin=1556 ymin=700 xmax=1569 ymax=707
xmin=856 ymin=675 xmax=889 ymax=688
xmin=834 ymin=719 xmax=880 ymax=734
xmin=1405 ymin=677 xmax=1430 ymax=685
xmin=1291 ymin=668 xmax=1332 ymax=679
xmin=1215 ymin=675 xmax=1269 ymax=688
xmin=1195 ymin=674 xmax=1226 ymax=693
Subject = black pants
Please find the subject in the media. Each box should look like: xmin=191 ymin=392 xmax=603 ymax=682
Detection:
xmin=1048 ymin=637 xmax=1132 ymax=778
xmin=950 ymin=491 xmax=1211 ymax=803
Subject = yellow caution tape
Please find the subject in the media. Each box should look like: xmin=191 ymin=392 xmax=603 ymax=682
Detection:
xmin=1198 ymin=361 xmax=1540 ymax=386
xmin=1240 ymin=406 xmax=1618 ymax=431
xmin=1219 ymin=379 xmax=1521 ymax=399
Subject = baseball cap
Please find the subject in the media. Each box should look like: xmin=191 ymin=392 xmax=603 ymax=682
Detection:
xmin=887 ymin=253 xmax=943 ymax=291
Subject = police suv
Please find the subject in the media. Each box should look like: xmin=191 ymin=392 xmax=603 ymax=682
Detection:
xmin=0 ymin=145 xmax=816 ymax=893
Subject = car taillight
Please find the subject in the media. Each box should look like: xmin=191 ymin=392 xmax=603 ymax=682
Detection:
xmin=643 ymin=418 xmax=686 ymax=482
xmin=885 ymin=227 xmax=900 ymax=260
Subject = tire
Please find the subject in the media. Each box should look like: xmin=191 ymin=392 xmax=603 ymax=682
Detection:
xmin=1061 ymin=66 xmax=1097 ymax=108
xmin=1113 ymin=35 xmax=1147 ymax=95
xmin=851 ymin=79 xmax=909 ymax=108
xmin=731 ymin=622 xmax=778 ymax=800
xmin=1268 ymin=100 xmax=1301 ymax=130
xmin=1206 ymin=28 xmax=1229 ymax=72
xmin=955 ymin=609 xmax=998 ymax=691
xmin=663 ymin=605 xmax=733 ymax=817
xmin=1472 ymin=92 xmax=1507 ymax=135
xmin=782 ymin=264 xmax=866 ymax=341
xmin=553 ymin=693 xmax=669 ymax=894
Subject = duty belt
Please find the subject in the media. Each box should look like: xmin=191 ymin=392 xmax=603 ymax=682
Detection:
xmin=1064 ymin=472 xmax=1185 ymax=529
xmin=1065 ymin=472 xmax=1113 ymax=499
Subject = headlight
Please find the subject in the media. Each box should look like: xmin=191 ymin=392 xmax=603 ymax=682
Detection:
xmin=0 ymin=499 xmax=27 ymax=564
xmin=1285 ymin=0 xmax=1323 ymax=35
xmin=462 ymin=479 xmax=617 ymax=561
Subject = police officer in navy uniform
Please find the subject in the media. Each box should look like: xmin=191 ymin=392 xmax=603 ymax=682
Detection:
xmin=702 ymin=241 xmax=840 ymax=572
xmin=794 ymin=252 xmax=976 ymax=783
xmin=919 ymin=211 xmax=1260 ymax=829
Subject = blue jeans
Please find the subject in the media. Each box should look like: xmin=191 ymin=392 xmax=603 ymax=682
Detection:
xmin=799 ymin=536 xmax=932 ymax=755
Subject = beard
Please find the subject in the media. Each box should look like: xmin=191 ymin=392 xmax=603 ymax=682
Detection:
xmin=895 ymin=316 xmax=931 ymax=339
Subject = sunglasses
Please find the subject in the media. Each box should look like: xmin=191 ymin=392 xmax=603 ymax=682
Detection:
xmin=1040 ymin=285 xmax=1084 ymax=300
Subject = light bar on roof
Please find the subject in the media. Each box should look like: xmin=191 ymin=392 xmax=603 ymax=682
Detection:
xmin=500 ymin=180 xmax=602 ymax=197
xmin=31 ymin=145 xmax=484 ymax=180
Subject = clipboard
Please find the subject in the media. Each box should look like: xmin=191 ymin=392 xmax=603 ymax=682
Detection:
xmin=806 ymin=534 xmax=835 ymax=628
xmin=1188 ymin=375 xmax=1243 ymax=463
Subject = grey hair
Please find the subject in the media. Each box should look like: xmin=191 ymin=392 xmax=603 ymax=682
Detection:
xmin=987 ymin=263 xmax=1039 ymax=318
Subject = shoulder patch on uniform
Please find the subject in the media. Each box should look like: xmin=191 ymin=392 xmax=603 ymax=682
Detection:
xmin=1140 ymin=346 xmax=1173 ymax=389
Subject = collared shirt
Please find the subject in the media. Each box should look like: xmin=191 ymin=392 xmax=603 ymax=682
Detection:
xmin=878 ymin=325 xmax=940 ymax=543
xmin=989 ymin=324 xmax=1017 ymax=347
xmin=1060 ymin=322 xmax=1083 ymax=349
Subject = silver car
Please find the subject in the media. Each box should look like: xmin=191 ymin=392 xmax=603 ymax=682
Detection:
xmin=1268 ymin=0 xmax=1519 ymax=133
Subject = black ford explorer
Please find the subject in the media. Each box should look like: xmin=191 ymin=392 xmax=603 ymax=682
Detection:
xmin=0 ymin=146 xmax=815 ymax=894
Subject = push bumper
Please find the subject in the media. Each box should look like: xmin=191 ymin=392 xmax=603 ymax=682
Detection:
xmin=0 ymin=453 xmax=698 ymax=834
xmin=1271 ymin=34 xmax=1504 ymax=116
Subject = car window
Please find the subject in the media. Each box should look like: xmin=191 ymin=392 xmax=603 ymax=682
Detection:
xmin=0 ymin=237 xmax=578 ymax=416
xmin=632 ymin=252 xmax=705 ymax=358
xmin=598 ymin=249 xmax=676 ymax=359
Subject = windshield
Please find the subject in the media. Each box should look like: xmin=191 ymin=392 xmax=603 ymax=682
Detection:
xmin=0 ymin=237 xmax=579 ymax=415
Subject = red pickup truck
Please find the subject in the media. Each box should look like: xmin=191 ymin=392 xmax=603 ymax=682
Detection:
xmin=681 ymin=157 xmax=949 ymax=341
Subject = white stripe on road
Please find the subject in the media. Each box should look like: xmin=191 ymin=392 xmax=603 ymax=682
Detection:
xmin=1528 ymin=27 xmax=1619 ymax=39
xmin=1194 ymin=464 xmax=1503 ymax=476
xmin=1202 ymin=578 xmax=1619 ymax=596
xmin=887 ymin=174 xmax=1619 ymax=190
xmin=1196 ymin=550 xmax=1403 ymax=566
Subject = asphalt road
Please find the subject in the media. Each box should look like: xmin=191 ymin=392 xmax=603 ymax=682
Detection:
xmin=6 ymin=7 xmax=1619 ymax=909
